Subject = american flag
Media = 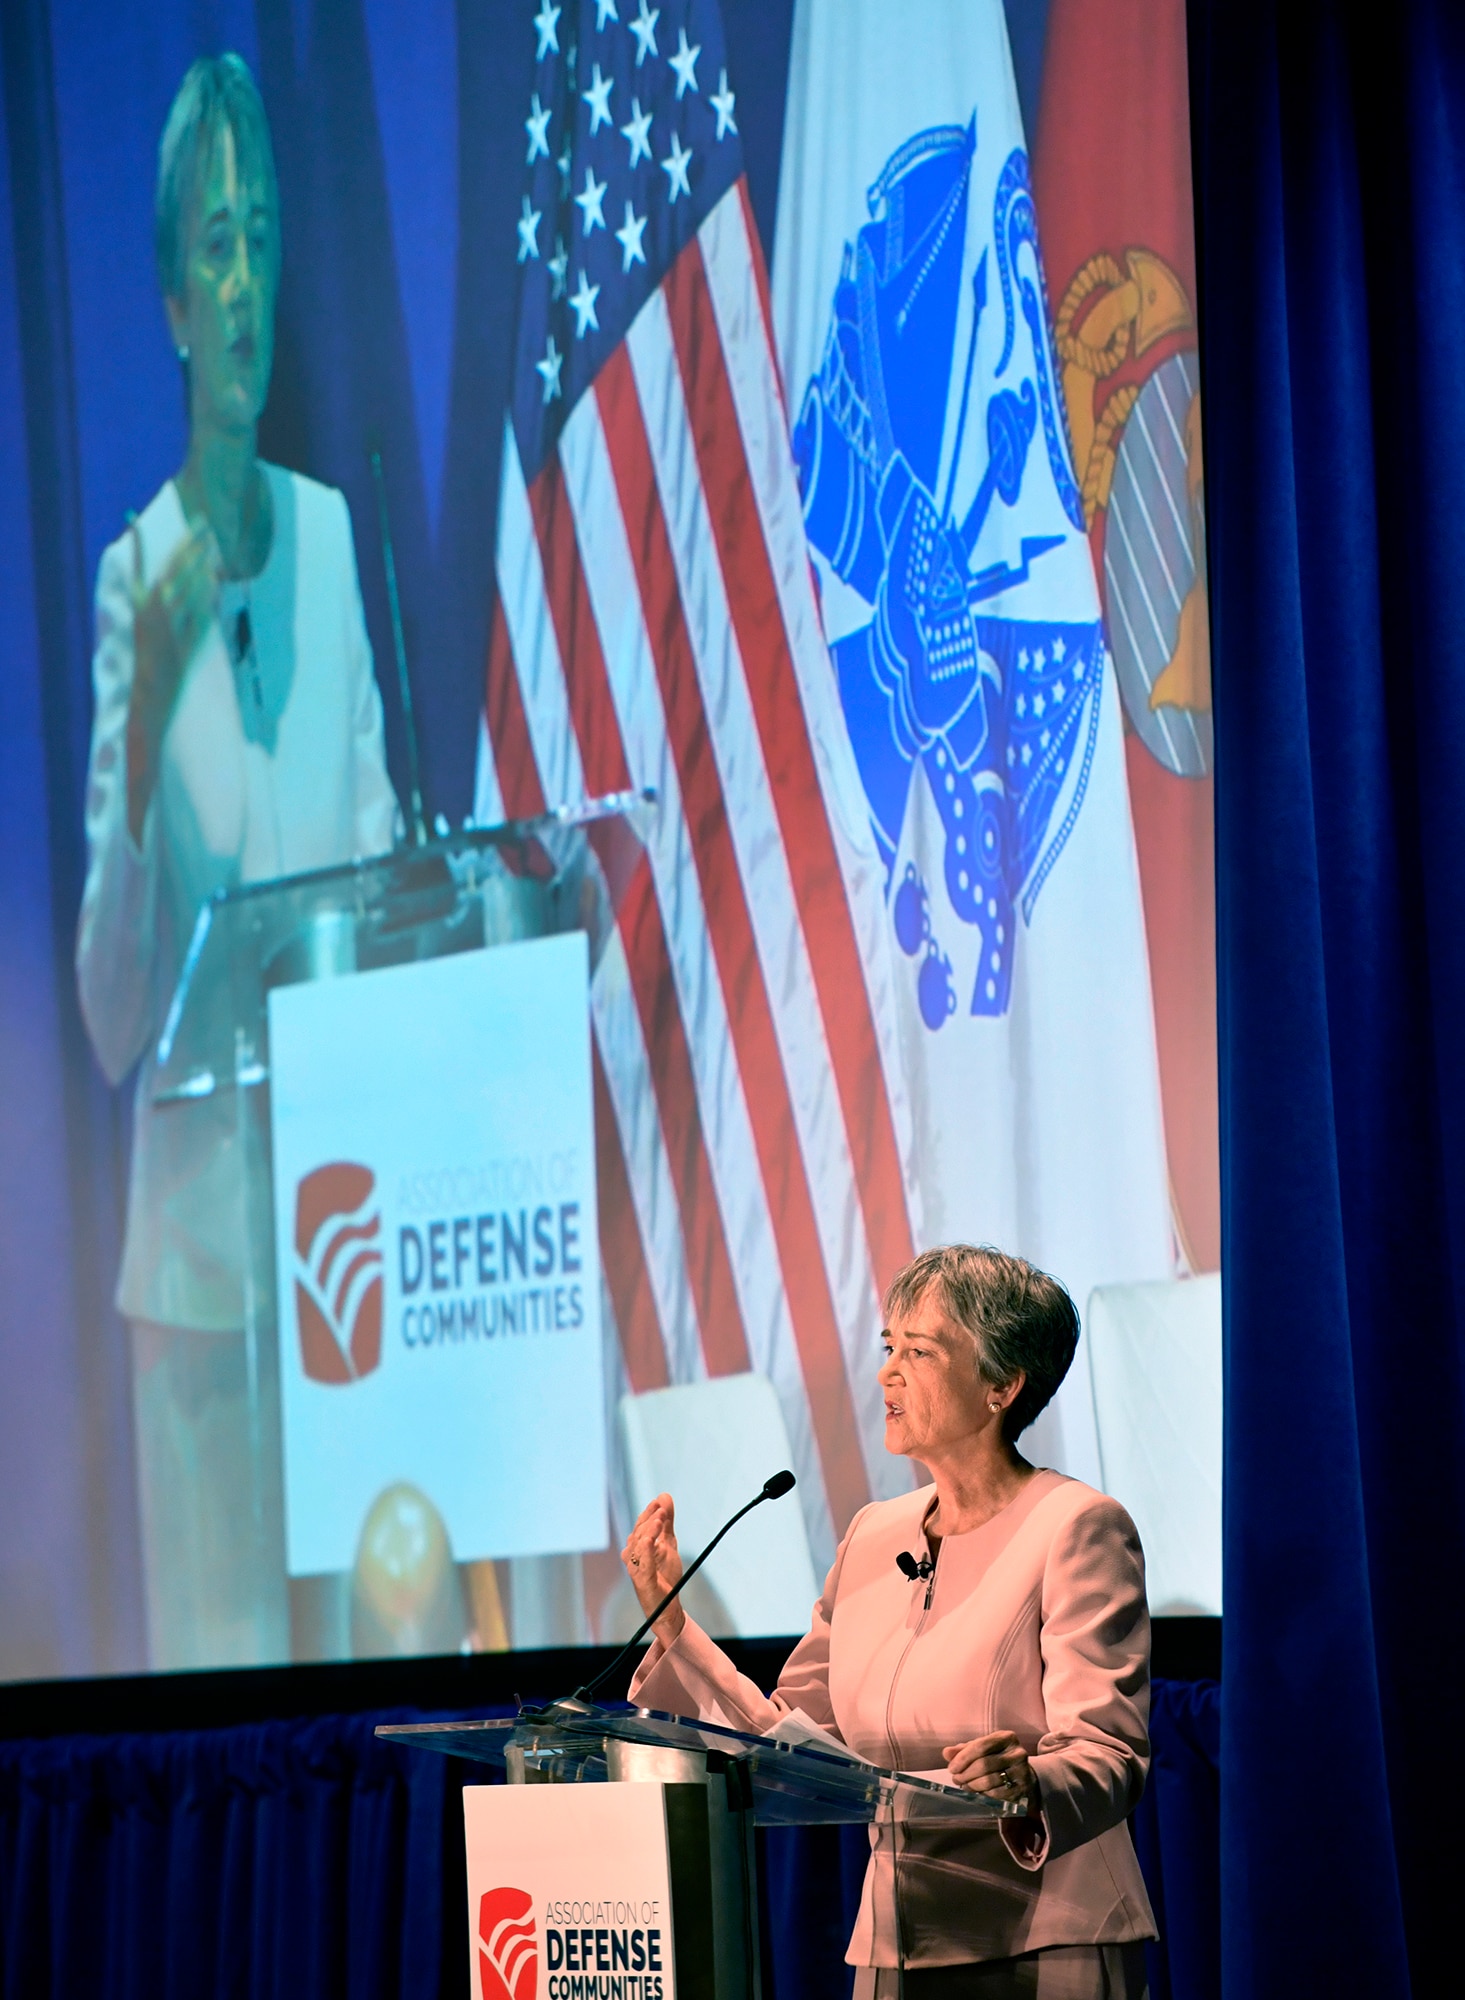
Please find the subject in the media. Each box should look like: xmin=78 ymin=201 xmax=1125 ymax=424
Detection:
xmin=474 ymin=0 xmax=919 ymax=1571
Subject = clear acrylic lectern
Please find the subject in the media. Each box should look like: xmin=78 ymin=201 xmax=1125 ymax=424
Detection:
xmin=148 ymin=791 xmax=646 ymax=1667
xmin=380 ymin=1701 xmax=1024 ymax=2000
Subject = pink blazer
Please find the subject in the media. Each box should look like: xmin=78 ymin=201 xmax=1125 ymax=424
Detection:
xmin=629 ymin=1469 xmax=1157 ymax=1969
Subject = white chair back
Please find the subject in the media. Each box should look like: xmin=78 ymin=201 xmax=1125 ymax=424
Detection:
xmin=618 ymin=1374 xmax=820 ymax=1638
xmin=1086 ymin=1274 xmax=1223 ymax=1616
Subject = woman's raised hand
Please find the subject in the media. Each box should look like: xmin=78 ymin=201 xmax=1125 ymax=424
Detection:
xmin=620 ymin=1493 xmax=686 ymax=1646
xmin=126 ymin=524 xmax=221 ymax=841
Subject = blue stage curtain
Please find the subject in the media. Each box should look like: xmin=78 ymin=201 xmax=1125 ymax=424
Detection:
xmin=0 ymin=1683 xmax=1218 ymax=1999
xmin=0 ymin=1713 xmax=455 ymax=2000
xmin=1190 ymin=2 xmax=1465 ymax=1995
xmin=1131 ymin=1680 xmax=1221 ymax=2000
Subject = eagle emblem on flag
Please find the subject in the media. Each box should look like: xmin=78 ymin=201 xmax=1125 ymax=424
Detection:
xmin=792 ymin=119 xmax=1105 ymax=1023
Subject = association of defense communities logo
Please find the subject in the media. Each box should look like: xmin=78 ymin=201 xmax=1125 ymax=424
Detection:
xmin=480 ymin=1887 xmax=537 ymax=2000
xmin=293 ymin=1162 xmax=384 ymax=1384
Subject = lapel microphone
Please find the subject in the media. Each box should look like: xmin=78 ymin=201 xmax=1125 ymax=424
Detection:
xmin=896 ymin=1550 xmax=935 ymax=1581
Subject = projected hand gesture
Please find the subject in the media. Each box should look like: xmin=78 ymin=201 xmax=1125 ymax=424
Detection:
xmin=621 ymin=1493 xmax=686 ymax=1645
xmin=126 ymin=523 xmax=221 ymax=841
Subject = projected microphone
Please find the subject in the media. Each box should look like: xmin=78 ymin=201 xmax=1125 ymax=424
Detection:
xmin=569 ymin=1471 xmax=798 ymax=1706
xmin=895 ymin=1550 xmax=934 ymax=1582
xmin=368 ymin=443 xmax=428 ymax=848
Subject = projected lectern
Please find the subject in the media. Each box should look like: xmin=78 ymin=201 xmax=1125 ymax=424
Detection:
xmin=380 ymin=1702 xmax=1023 ymax=2000
xmin=151 ymin=791 xmax=646 ymax=1666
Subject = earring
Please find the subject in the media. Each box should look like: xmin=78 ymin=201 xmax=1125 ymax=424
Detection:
xmin=176 ymin=344 xmax=190 ymax=364
xmin=989 ymin=1401 xmax=1001 ymax=1414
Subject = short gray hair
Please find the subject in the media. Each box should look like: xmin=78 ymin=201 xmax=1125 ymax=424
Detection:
xmin=155 ymin=54 xmax=278 ymax=300
xmin=883 ymin=1245 xmax=1079 ymax=1441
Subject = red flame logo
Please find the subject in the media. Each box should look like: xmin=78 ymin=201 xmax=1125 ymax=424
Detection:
xmin=478 ymin=1886 xmax=537 ymax=2000
xmin=293 ymin=1163 xmax=383 ymax=1384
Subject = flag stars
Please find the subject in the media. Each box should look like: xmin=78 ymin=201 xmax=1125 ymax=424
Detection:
xmin=575 ymin=163 xmax=608 ymax=233
xmin=1033 ymin=692 xmax=1046 ymax=718
xmin=533 ymin=1 xmax=560 ymax=60
xmin=569 ymin=268 xmax=601 ymax=337
xmin=1020 ymin=743 xmax=1032 ymax=766
xmin=1052 ymin=677 xmax=1065 ymax=701
xmin=1052 ymin=635 xmax=1067 ymax=661
xmin=547 ymin=235 xmax=568 ymax=298
xmin=517 ymin=195 xmax=542 ymax=262
xmin=582 ymin=62 xmax=613 ymax=133
xmin=710 ymin=68 xmax=737 ymax=138
xmin=630 ymin=0 xmax=658 ymax=64
xmin=536 ymin=333 xmax=563 ymax=403
xmin=661 ymin=130 xmax=693 ymax=202
xmin=1034 ymin=648 xmax=1046 ymax=671
xmin=595 ymin=0 xmax=618 ymax=26
xmin=525 ymin=92 xmax=551 ymax=163
xmin=557 ymin=144 xmax=572 ymax=196
xmin=621 ymin=96 xmax=653 ymax=167
xmin=670 ymin=27 xmax=701 ymax=97
xmin=615 ymin=199 xmax=648 ymax=271
xmin=1015 ymin=693 xmax=1027 ymax=718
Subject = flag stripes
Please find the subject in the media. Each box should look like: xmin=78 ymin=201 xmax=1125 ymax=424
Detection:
xmin=482 ymin=179 xmax=917 ymax=1555
xmin=556 ymin=365 xmax=842 ymax=1537
xmin=672 ymin=209 xmax=917 ymax=1322
xmin=530 ymin=459 xmax=752 ymax=1384
xmin=599 ymin=321 xmax=871 ymax=1534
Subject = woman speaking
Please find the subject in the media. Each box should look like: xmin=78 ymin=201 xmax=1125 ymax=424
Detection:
xmin=622 ymin=1245 xmax=1156 ymax=1998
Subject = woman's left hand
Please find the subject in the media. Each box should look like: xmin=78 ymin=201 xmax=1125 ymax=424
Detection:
xmin=941 ymin=1730 xmax=1035 ymax=1805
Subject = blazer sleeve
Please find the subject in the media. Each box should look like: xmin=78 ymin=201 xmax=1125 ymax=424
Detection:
xmin=627 ymin=1506 xmax=871 ymax=1737
xmin=1002 ymin=1493 xmax=1151 ymax=1871
xmin=76 ymin=534 xmax=165 ymax=1085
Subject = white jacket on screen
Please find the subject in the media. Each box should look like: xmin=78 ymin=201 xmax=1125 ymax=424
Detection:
xmin=77 ymin=466 xmax=399 ymax=1330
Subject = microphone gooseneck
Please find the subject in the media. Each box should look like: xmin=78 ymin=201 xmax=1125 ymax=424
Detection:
xmin=368 ymin=445 xmax=428 ymax=848
xmin=568 ymin=1471 xmax=798 ymax=1706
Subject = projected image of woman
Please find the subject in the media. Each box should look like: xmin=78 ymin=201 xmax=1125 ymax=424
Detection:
xmin=76 ymin=56 xmax=398 ymax=1669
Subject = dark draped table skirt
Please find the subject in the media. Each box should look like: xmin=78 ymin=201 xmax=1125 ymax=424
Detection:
xmin=0 ymin=1680 xmax=1218 ymax=2000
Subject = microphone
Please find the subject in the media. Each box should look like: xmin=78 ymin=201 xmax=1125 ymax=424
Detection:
xmin=895 ymin=1550 xmax=934 ymax=1581
xmin=368 ymin=444 xmax=429 ymax=848
xmin=569 ymin=1471 xmax=798 ymax=1706
xmin=233 ymin=607 xmax=262 ymax=709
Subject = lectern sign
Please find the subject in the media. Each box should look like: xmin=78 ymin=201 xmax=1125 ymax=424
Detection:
xmin=463 ymin=1784 xmax=678 ymax=2000
xmin=268 ymin=934 xmax=605 ymax=1576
